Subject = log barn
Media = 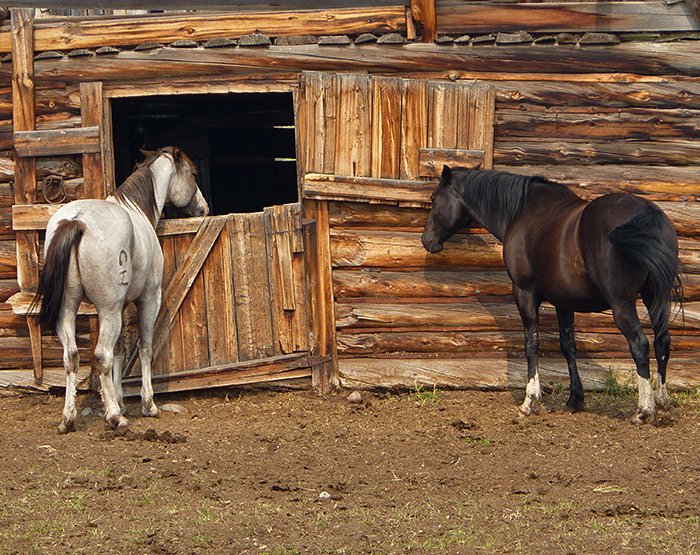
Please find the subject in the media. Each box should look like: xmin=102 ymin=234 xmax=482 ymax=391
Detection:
xmin=1 ymin=0 xmax=700 ymax=396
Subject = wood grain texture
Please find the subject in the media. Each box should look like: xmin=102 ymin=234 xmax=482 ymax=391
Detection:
xmin=371 ymin=77 xmax=402 ymax=179
xmin=339 ymin=356 xmax=700 ymax=391
xmin=304 ymin=173 xmax=435 ymax=206
xmin=400 ymin=78 xmax=427 ymax=180
xmin=13 ymin=127 xmax=101 ymax=157
xmin=0 ymin=7 xmax=406 ymax=53
xmin=335 ymin=73 xmax=372 ymax=177
xmin=411 ymin=0 xmax=437 ymax=42
xmin=79 ymin=82 xmax=104 ymax=198
xmin=418 ymin=148 xmax=483 ymax=177
xmin=231 ymin=212 xmax=276 ymax=360
xmin=437 ymin=1 xmax=700 ymax=34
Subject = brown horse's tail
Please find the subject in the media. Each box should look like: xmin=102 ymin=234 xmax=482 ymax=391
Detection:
xmin=608 ymin=207 xmax=684 ymax=330
xmin=30 ymin=219 xmax=86 ymax=335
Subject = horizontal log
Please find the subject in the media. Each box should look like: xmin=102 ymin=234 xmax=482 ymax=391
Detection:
xmin=332 ymin=268 xmax=700 ymax=302
xmin=0 ymin=7 xmax=406 ymax=54
xmin=12 ymin=204 xmax=206 ymax=235
xmin=331 ymin=229 xmax=504 ymax=269
xmin=0 ymin=157 xmax=13 ymax=182
xmin=0 ymin=280 xmax=19 ymax=303
xmin=13 ymin=127 xmax=100 ymax=157
xmin=329 ymin=227 xmax=700 ymax=271
xmin=333 ymin=269 xmax=514 ymax=298
xmin=304 ymin=173 xmax=434 ymax=206
xmin=335 ymin=300 xmax=696 ymax=332
xmin=418 ymin=148 xmax=483 ymax=177
xmin=495 ymin=108 xmax=700 ymax=141
xmin=3 ymin=43 xmax=700 ymax=87
xmin=8 ymin=291 xmax=97 ymax=316
xmin=494 ymin=165 xmax=700 ymax=202
xmin=339 ymin=356 xmax=700 ymax=391
xmin=495 ymin=81 xmax=700 ymax=111
xmin=337 ymin=329 xmax=700 ymax=356
xmin=438 ymin=1 xmax=700 ymax=33
xmin=0 ymin=239 xmax=16 ymax=279
xmin=495 ymin=139 xmax=700 ymax=166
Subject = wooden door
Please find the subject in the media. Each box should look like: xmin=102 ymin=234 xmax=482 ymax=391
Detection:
xmin=299 ymin=72 xmax=498 ymax=391
xmin=120 ymin=204 xmax=318 ymax=396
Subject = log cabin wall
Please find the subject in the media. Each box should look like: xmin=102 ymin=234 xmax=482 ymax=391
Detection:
xmin=1 ymin=1 xmax=700 ymax=391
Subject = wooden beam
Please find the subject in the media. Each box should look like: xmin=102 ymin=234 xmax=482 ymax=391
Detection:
xmin=688 ymin=0 xmax=700 ymax=28
xmin=0 ymin=6 xmax=406 ymax=53
xmin=7 ymin=43 xmax=699 ymax=85
xmin=80 ymin=82 xmax=105 ymax=198
xmin=13 ymin=127 xmax=101 ymax=157
xmin=411 ymin=0 xmax=437 ymax=42
xmin=439 ymin=1 xmax=700 ymax=34
xmin=418 ymin=148 xmax=484 ymax=177
xmin=304 ymin=173 xmax=435 ymax=206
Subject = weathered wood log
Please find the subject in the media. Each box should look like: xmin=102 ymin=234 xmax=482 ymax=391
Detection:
xmin=494 ymin=165 xmax=700 ymax=202
xmin=13 ymin=127 xmax=100 ymax=157
xmin=495 ymin=108 xmax=700 ymax=141
xmin=304 ymin=173 xmax=434 ymax=206
xmin=3 ymin=43 xmax=700 ymax=87
xmin=438 ymin=1 xmax=700 ymax=34
xmin=331 ymin=229 xmax=504 ymax=269
xmin=495 ymin=81 xmax=700 ymax=111
xmin=333 ymin=269 xmax=514 ymax=298
xmin=337 ymin=329 xmax=700 ymax=356
xmin=339 ymin=356 xmax=700 ymax=391
xmin=334 ymin=300 xmax=697 ymax=332
xmin=418 ymin=148 xmax=483 ymax=177
xmin=495 ymin=139 xmax=700 ymax=166
xmin=0 ymin=7 xmax=407 ymax=53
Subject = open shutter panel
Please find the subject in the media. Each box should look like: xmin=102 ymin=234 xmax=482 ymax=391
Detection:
xmin=301 ymin=72 xmax=495 ymax=207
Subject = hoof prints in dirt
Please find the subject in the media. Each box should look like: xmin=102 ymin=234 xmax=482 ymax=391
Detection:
xmin=103 ymin=427 xmax=187 ymax=443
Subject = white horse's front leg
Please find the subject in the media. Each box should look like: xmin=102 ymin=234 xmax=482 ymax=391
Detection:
xmin=138 ymin=288 xmax=161 ymax=418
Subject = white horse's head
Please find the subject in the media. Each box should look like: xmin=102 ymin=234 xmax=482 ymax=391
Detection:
xmin=148 ymin=146 xmax=209 ymax=217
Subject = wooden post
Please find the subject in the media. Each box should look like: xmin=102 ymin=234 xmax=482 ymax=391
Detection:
xmin=411 ymin=0 xmax=437 ymax=43
xmin=80 ymin=81 xmax=106 ymax=199
xmin=11 ymin=8 xmax=42 ymax=384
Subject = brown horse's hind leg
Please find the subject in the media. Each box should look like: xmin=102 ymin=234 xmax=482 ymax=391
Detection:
xmin=513 ymin=285 xmax=542 ymax=416
xmin=642 ymin=293 xmax=672 ymax=411
xmin=556 ymin=307 xmax=584 ymax=412
xmin=611 ymin=301 xmax=654 ymax=424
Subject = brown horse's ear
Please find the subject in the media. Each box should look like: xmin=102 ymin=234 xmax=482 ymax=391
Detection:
xmin=139 ymin=148 xmax=157 ymax=159
xmin=441 ymin=165 xmax=452 ymax=182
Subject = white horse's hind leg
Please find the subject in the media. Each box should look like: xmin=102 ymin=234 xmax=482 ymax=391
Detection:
xmin=94 ymin=307 xmax=128 ymax=429
xmin=138 ymin=288 xmax=161 ymax=418
xmin=112 ymin=335 xmax=126 ymax=415
xmin=56 ymin=290 xmax=82 ymax=434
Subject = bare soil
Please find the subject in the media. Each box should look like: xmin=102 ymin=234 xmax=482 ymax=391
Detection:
xmin=0 ymin=385 xmax=698 ymax=555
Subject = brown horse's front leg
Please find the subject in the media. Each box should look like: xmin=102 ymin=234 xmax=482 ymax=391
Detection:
xmin=513 ymin=285 xmax=542 ymax=416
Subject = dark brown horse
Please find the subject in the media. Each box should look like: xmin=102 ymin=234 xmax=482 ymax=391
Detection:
xmin=422 ymin=166 xmax=683 ymax=424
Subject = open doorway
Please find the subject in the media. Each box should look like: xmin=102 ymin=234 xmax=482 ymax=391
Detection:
xmin=110 ymin=92 xmax=298 ymax=215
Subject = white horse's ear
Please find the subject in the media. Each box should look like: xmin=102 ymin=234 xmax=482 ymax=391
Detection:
xmin=171 ymin=147 xmax=182 ymax=163
xmin=139 ymin=148 xmax=157 ymax=159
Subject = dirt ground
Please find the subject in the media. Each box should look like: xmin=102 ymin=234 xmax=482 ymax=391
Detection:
xmin=0 ymin=384 xmax=698 ymax=555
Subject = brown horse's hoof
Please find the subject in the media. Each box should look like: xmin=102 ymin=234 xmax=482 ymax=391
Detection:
xmin=565 ymin=397 xmax=585 ymax=413
xmin=632 ymin=410 xmax=655 ymax=426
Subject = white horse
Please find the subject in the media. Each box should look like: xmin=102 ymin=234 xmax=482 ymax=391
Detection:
xmin=33 ymin=146 xmax=209 ymax=433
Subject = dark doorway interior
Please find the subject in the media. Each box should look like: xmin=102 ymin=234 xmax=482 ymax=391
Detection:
xmin=111 ymin=92 xmax=298 ymax=215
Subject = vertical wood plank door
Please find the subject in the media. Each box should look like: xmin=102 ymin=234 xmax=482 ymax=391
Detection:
xmin=122 ymin=206 xmax=316 ymax=397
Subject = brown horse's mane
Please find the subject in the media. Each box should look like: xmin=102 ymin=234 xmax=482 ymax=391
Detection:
xmin=109 ymin=147 xmax=191 ymax=228
xmin=453 ymin=168 xmax=573 ymax=228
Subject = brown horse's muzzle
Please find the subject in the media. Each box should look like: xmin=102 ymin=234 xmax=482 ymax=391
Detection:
xmin=421 ymin=231 xmax=444 ymax=254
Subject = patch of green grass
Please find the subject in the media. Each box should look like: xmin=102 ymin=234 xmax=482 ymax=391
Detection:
xmin=196 ymin=507 xmax=222 ymax=525
xmin=462 ymin=436 xmax=492 ymax=447
xmin=65 ymin=494 xmax=86 ymax=512
xmin=191 ymin=532 xmax=213 ymax=548
xmin=411 ymin=382 xmax=439 ymax=405
xmin=261 ymin=548 xmax=302 ymax=555
xmin=604 ymin=369 xmax=636 ymax=397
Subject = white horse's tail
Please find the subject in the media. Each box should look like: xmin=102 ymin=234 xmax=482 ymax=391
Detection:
xmin=31 ymin=219 xmax=86 ymax=334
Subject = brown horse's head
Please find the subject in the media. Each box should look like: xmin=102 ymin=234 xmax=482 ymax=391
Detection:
xmin=422 ymin=165 xmax=472 ymax=254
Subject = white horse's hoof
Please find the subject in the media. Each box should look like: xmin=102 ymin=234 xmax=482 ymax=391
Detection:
xmin=107 ymin=413 xmax=129 ymax=429
xmin=57 ymin=421 xmax=74 ymax=434
xmin=142 ymin=404 xmax=160 ymax=418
